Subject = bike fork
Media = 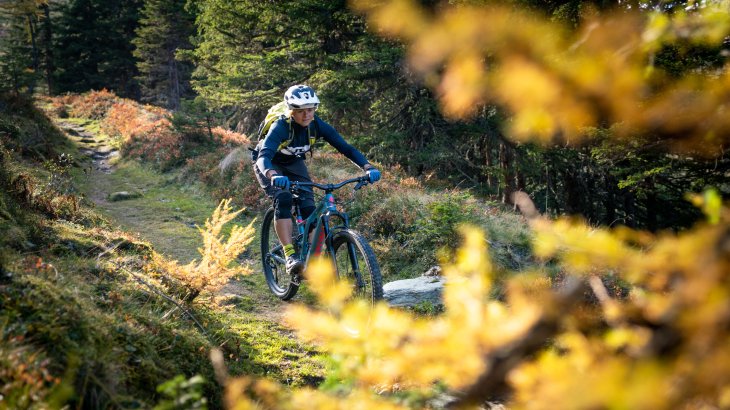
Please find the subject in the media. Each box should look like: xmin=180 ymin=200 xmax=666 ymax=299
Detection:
xmin=346 ymin=242 xmax=366 ymax=290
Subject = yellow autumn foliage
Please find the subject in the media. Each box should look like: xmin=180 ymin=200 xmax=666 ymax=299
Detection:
xmin=158 ymin=199 xmax=254 ymax=301
xmin=222 ymin=195 xmax=730 ymax=409
xmin=350 ymin=0 xmax=730 ymax=153
xmin=219 ymin=2 xmax=730 ymax=409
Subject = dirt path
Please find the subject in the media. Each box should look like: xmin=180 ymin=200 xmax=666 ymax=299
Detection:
xmin=57 ymin=120 xmax=292 ymax=323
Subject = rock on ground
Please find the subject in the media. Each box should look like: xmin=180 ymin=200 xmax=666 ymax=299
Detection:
xmin=383 ymin=275 xmax=445 ymax=307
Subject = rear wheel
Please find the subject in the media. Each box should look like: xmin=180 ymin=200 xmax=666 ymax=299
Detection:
xmin=329 ymin=229 xmax=383 ymax=304
xmin=261 ymin=207 xmax=299 ymax=300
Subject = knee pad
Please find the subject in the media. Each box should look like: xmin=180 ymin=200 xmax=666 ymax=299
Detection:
xmin=274 ymin=191 xmax=293 ymax=219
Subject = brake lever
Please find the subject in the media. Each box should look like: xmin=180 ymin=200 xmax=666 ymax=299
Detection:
xmin=353 ymin=177 xmax=371 ymax=191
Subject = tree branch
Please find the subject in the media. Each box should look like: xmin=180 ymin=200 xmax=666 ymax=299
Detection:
xmin=446 ymin=277 xmax=587 ymax=408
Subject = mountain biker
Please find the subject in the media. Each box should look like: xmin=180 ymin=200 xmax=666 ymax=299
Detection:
xmin=253 ymin=84 xmax=381 ymax=277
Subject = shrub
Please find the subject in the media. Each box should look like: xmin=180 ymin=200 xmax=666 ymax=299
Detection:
xmin=0 ymin=143 xmax=80 ymax=221
xmin=419 ymin=192 xmax=477 ymax=249
xmin=225 ymin=194 xmax=730 ymax=409
xmin=58 ymin=89 xmax=120 ymax=120
xmin=154 ymin=199 xmax=255 ymax=302
xmin=122 ymin=118 xmax=187 ymax=171
xmin=0 ymin=330 xmax=63 ymax=407
xmin=210 ymin=126 xmax=248 ymax=147
xmin=101 ymin=102 xmax=147 ymax=141
xmin=357 ymin=194 xmax=424 ymax=238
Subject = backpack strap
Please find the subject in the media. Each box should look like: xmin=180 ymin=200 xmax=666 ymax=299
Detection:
xmin=273 ymin=116 xmax=320 ymax=158
xmin=307 ymin=116 xmax=321 ymax=159
xmin=275 ymin=115 xmax=296 ymax=151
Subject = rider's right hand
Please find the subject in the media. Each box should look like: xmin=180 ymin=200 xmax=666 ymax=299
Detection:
xmin=271 ymin=175 xmax=290 ymax=189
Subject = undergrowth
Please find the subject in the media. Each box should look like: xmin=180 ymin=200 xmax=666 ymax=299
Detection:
xmin=1 ymin=93 xmax=323 ymax=408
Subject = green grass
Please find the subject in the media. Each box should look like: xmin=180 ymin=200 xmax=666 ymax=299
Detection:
xmin=198 ymin=303 xmax=326 ymax=386
xmin=73 ymin=159 xmax=216 ymax=264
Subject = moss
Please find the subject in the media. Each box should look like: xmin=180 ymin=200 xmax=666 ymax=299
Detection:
xmin=0 ymin=93 xmax=326 ymax=408
xmin=0 ymin=94 xmax=68 ymax=159
xmin=0 ymin=236 xmax=222 ymax=408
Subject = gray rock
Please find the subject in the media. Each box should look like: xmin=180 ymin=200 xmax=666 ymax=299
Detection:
xmin=63 ymin=127 xmax=80 ymax=136
xmin=383 ymin=275 xmax=445 ymax=307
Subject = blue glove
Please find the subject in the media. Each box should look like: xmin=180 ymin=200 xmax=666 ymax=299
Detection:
xmin=271 ymin=175 xmax=290 ymax=189
xmin=366 ymin=168 xmax=381 ymax=183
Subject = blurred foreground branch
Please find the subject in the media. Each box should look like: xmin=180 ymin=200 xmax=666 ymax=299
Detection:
xmin=446 ymin=277 xmax=587 ymax=408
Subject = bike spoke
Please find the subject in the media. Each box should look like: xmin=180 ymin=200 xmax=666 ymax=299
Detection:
xmin=331 ymin=230 xmax=383 ymax=303
xmin=261 ymin=208 xmax=300 ymax=300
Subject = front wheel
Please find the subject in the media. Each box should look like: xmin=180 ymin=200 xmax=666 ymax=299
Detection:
xmin=261 ymin=207 xmax=299 ymax=300
xmin=329 ymin=229 xmax=383 ymax=304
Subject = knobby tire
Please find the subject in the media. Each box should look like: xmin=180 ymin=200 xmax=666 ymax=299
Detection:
xmin=261 ymin=207 xmax=299 ymax=300
xmin=329 ymin=229 xmax=384 ymax=303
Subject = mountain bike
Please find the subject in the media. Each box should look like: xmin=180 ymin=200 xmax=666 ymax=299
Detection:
xmin=260 ymin=175 xmax=383 ymax=302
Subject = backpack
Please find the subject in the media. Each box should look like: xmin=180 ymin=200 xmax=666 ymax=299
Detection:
xmin=256 ymin=101 xmax=289 ymax=145
xmin=254 ymin=101 xmax=319 ymax=153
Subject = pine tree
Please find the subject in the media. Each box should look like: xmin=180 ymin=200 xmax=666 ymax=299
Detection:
xmin=0 ymin=5 xmax=39 ymax=95
xmin=52 ymin=0 xmax=142 ymax=97
xmin=183 ymin=0 xmax=374 ymax=106
xmin=132 ymin=0 xmax=194 ymax=109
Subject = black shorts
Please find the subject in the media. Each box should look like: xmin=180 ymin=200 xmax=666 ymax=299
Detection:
xmin=253 ymin=157 xmax=315 ymax=211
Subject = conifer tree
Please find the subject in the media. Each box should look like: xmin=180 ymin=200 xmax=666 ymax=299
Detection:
xmin=0 ymin=6 xmax=39 ymax=95
xmin=52 ymin=0 xmax=142 ymax=97
xmin=183 ymin=0 xmax=373 ymax=105
xmin=133 ymin=0 xmax=194 ymax=109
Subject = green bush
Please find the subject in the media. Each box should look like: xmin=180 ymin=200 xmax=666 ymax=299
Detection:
xmin=419 ymin=192 xmax=476 ymax=250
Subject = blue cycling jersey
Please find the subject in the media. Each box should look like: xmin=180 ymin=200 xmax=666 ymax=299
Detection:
xmin=256 ymin=116 xmax=369 ymax=176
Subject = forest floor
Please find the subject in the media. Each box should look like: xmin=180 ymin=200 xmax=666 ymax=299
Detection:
xmin=55 ymin=117 xmax=325 ymax=385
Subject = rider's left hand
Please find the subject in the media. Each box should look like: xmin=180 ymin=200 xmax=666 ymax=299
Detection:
xmin=366 ymin=168 xmax=381 ymax=183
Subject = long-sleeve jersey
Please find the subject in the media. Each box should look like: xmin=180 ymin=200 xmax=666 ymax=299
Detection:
xmin=256 ymin=116 xmax=369 ymax=176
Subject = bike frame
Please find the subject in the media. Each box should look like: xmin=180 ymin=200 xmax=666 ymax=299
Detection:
xmin=289 ymin=176 xmax=369 ymax=274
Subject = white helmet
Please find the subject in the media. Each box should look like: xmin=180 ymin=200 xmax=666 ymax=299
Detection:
xmin=284 ymin=85 xmax=320 ymax=109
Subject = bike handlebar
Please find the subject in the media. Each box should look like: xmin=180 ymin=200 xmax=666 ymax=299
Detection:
xmin=289 ymin=175 xmax=371 ymax=193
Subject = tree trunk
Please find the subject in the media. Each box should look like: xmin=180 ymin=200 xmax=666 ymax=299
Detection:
xmin=564 ymin=171 xmax=580 ymax=215
xmin=584 ymin=164 xmax=595 ymax=221
xmin=603 ymin=174 xmax=616 ymax=226
xmin=499 ymin=141 xmax=514 ymax=204
xmin=26 ymin=13 xmax=39 ymax=94
xmin=515 ymin=155 xmax=525 ymax=191
xmin=646 ymin=178 xmax=658 ymax=231
xmin=544 ymin=162 xmax=551 ymax=215
xmin=623 ymin=192 xmax=636 ymax=228
xmin=485 ymin=138 xmax=494 ymax=190
xmin=42 ymin=4 xmax=54 ymax=95
xmin=478 ymin=133 xmax=495 ymax=191
xmin=169 ymin=55 xmax=181 ymax=110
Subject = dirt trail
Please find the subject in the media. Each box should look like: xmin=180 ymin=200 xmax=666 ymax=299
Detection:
xmin=58 ymin=120 xmax=289 ymax=323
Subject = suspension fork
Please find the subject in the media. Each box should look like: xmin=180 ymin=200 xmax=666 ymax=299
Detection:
xmin=322 ymin=212 xmax=363 ymax=287
xmin=346 ymin=239 xmax=365 ymax=289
